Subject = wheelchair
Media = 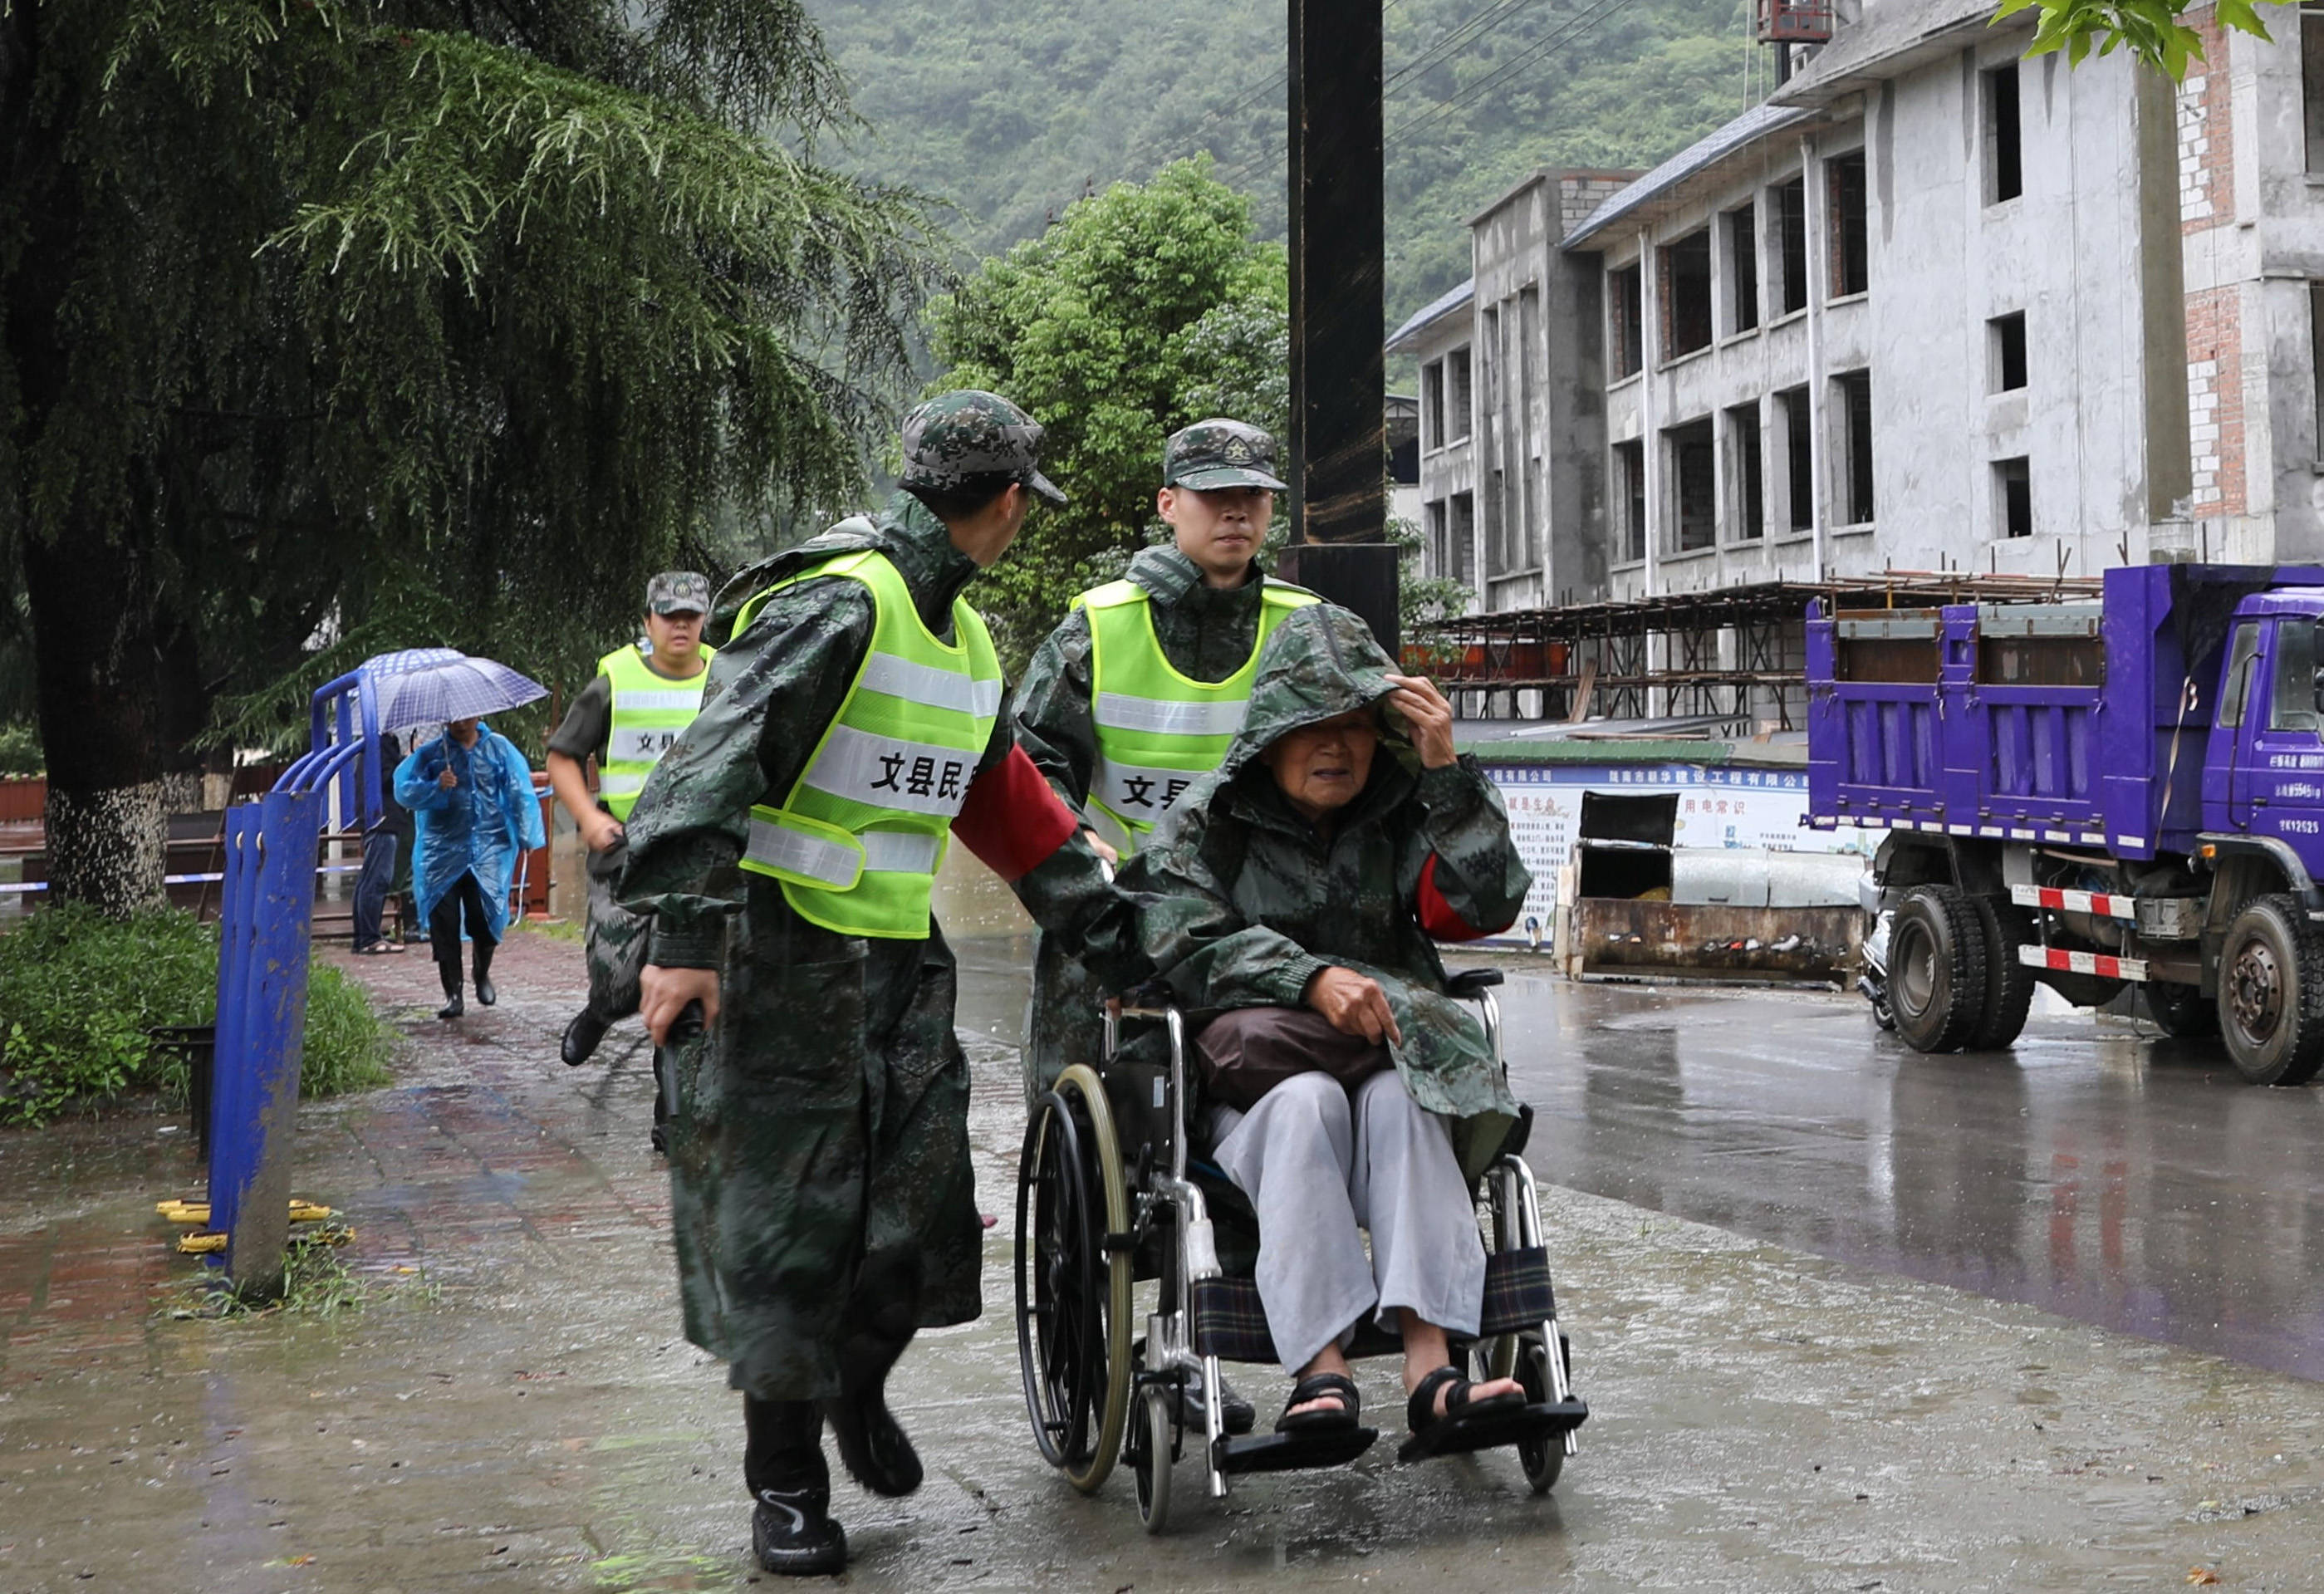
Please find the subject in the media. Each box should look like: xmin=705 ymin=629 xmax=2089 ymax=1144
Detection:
xmin=1012 ymin=968 xmax=1588 ymax=1533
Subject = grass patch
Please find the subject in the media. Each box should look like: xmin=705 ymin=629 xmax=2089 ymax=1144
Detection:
xmin=516 ymin=915 xmax=586 ymax=944
xmin=164 ymin=1227 xmax=371 ymax=1320
xmin=0 ymin=904 xmax=395 ymax=1126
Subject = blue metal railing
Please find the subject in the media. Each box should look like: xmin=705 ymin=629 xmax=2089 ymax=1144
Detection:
xmin=205 ymin=668 xmax=375 ymax=1282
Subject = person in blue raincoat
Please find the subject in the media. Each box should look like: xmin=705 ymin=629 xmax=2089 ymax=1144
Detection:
xmin=395 ymin=717 xmax=547 ymax=1019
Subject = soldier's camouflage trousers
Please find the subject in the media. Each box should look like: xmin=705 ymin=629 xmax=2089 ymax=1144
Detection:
xmin=584 ymin=841 xmax=651 ymax=1023
xmin=662 ymin=882 xmax=983 ymax=1403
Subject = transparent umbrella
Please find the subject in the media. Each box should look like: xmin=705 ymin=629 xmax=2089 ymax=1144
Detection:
xmin=361 ymin=652 xmax=547 ymax=733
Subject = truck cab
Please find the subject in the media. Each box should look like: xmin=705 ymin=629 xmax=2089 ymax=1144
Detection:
xmin=2201 ymin=592 xmax=2324 ymax=855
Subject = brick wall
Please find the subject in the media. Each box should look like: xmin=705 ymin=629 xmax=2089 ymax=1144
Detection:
xmin=1558 ymin=172 xmax=1639 ymax=240
xmin=2184 ymin=287 xmax=2246 ymax=516
xmin=2176 ymin=12 xmax=2245 ymax=520
xmin=2176 ymin=21 xmax=2233 ymax=233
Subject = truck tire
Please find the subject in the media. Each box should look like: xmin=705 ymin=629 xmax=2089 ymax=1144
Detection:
xmin=1969 ymin=899 xmax=2037 ymax=1050
xmin=2146 ymin=981 xmax=2219 ymax=1039
xmin=1890 ymin=885 xmax=1989 ymax=1054
xmin=2217 ymin=895 xmax=2324 ymax=1086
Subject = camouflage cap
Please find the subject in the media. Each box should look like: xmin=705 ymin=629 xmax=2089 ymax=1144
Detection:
xmin=1163 ymin=418 xmax=1287 ymax=492
xmin=900 ymin=390 xmax=1066 ymax=506
xmin=645 ymin=571 xmax=713 ymax=616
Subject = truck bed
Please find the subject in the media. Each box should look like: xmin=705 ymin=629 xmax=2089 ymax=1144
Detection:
xmin=1807 ymin=565 xmax=2324 ymax=858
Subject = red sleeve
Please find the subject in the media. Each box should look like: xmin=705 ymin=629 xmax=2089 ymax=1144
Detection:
xmin=1414 ymin=853 xmax=1510 ymax=942
xmin=953 ymin=743 xmax=1081 ymax=883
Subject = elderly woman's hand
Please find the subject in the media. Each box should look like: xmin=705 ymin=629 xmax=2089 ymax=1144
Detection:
xmin=1385 ymin=674 xmax=1457 ymax=769
xmin=1304 ymin=966 xmax=1403 ymax=1046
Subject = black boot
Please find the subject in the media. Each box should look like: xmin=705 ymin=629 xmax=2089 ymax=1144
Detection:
xmin=436 ymin=961 xmax=464 ymax=1021
xmin=472 ymin=941 xmax=497 ymax=1007
xmin=745 ymin=1400 xmax=846 ymax=1576
xmin=561 ymin=1008 xmax=608 ymax=1067
xmin=823 ymin=1285 xmax=923 ymax=1498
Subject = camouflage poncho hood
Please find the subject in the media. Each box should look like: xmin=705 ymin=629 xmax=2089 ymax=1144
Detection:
xmin=1213 ymin=601 xmax=1410 ymax=787
xmin=1123 ymin=600 xmax=1532 ymax=1181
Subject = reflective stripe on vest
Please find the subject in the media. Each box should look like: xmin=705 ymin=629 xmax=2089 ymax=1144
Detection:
xmin=1075 ymin=576 xmax=1316 ymax=852
xmin=598 ymin=643 xmax=716 ymax=820
xmin=733 ymin=549 xmax=1003 ymax=939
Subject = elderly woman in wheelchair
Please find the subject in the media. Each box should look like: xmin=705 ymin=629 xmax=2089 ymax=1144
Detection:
xmin=1013 ymin=605 xmax=1584 ymax=1528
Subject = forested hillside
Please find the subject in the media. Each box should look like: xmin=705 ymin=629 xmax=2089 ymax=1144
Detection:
xmin=805 ymin=0 xmax=1769 ymax=330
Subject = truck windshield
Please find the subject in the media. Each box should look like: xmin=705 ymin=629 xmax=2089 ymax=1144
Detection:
xmin=2271 ymin=618 xmax=2324 ymax=733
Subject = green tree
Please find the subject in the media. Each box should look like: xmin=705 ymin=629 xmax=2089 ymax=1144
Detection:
xmin=2 ymin=2 xmax=939 ymax=912
xmin=925 ymin=158 xmax=1289 ymax=665
xmin=1994 ymin=0 xmax=2292 ymax=76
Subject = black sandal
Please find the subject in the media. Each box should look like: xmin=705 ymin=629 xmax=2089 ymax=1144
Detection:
xmin=1276 ymin=1371 xmax=1361 ymax=1434
xmin=1404 ymin=1365 xmax=1523 ymax=1444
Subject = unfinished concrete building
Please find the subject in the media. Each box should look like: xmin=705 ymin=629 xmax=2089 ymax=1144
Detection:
xmin=1401 ymin=0 xmax=2324 ymax=620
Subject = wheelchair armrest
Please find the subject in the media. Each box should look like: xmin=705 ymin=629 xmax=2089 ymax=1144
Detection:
xmin=1444 ymin=968 xmax=1505 ymax=999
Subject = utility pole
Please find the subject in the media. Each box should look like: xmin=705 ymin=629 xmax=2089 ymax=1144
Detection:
xmin=1282 ymin=0 xmax=1400 ymax=657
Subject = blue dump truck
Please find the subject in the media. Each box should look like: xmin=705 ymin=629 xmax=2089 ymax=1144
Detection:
xmin=1807 ymin=563 xmax=2324 ymax=1084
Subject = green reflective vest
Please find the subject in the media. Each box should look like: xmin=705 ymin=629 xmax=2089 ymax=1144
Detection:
xmin=1076 ymin=576 xmax=1316 ymax=853
xmin=733 ymin=549 xmax=1003 ymax=939
xmin=597 ymin=643 xmax=717 ymax=821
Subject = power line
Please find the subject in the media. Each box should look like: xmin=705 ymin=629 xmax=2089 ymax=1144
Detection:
xmin=1385 ymin=0 xmax=1628 ymax=141
xmin=1210 ymin=0 xmax=1615 ymax=189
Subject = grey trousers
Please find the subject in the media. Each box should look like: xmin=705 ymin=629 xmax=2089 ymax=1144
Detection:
xmin=1209 ymin=1069 xmax=1488 ymax=1376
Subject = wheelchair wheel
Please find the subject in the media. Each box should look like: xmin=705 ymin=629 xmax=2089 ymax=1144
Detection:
xmin=1130 ymin=1383 xmax=1174 ymax=1533
xmin=1515 ymin=1332 xmax=1565 ymax=1495
xmin=1014 ymin=1063 xmax=1133 ymax=1494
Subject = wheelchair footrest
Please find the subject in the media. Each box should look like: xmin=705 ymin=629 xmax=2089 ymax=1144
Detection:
xmin=1212 ymin=1426 xmax=1379 ymax=1476
xmin=1395 ymin=1397 xmax=1589 ymax=1465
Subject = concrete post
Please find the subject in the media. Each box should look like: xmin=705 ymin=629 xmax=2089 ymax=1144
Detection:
xmin=1802 ymin=135 xmax=1829 ymax=578
xmin=1282 ymin=0 xmax=1399 ymax=656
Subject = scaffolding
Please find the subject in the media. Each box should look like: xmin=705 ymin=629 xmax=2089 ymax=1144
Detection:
xmin=1416 ymin=571 xmax=2106 ymax=729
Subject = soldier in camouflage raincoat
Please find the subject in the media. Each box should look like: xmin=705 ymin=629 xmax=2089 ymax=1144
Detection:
xmin=1011 ymin=419 xmax=1311 ymax=1105
xmin=618 ymin=393 xmax=1148 ymax=1576
xmin=1120 ymin=600 xmax=1532 ymax=1439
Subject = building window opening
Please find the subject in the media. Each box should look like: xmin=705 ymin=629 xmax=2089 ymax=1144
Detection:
xmin=1662 ymin=229 xmax=1714 ymax=359
xmin=1610 ymin=263 xmax=1644 ymax=378
xmin=1990 ymin=311 xmax=2027 ymax=392
xmin=1776 ymin=179 xmax=1808 ymax=316
xmin=2307 ymin=3 xmax=2324 ymax=172
xmin=1986 ymin=62 xmax=2023 ymax=202
xmin=1613 ymin=440 xmax=1646 ymax=563
xmin=1668 ymin=419 xmax=1717 ymax=552
xmin=1447 ymin=347 xmax=1472 ymax=440
xmin=1422 ymin=360 xmax=1444 ymax=450
xmin=1995 ymin=456 xmax=2032 ymax=537
xmin=1449 ymin=492 xmax=1477 ymax=584
xmin=1779 ymin=385 xmax=1813 ymax=532
xmin=1836 ymin=370 xmax=1875 ymax=527
xmin=1727 ymin=204 xmax=1759 ymax=333
xmin=2312 ymin=283 xmax=2324 ymax=462
xmin=1484 ymin=466 xmax=1507 ymax=575
xmin=1728 ymin=403 xmax=1765 ymax=541
xmin=1828 ymin=151 xmax=1868 ymax=298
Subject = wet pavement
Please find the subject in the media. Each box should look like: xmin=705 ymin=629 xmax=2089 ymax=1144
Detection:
xmin=966 ymin=937 xmax=2324 ymax=1386
xmin=3 ymin=926 xmax=2324 ymax=1590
